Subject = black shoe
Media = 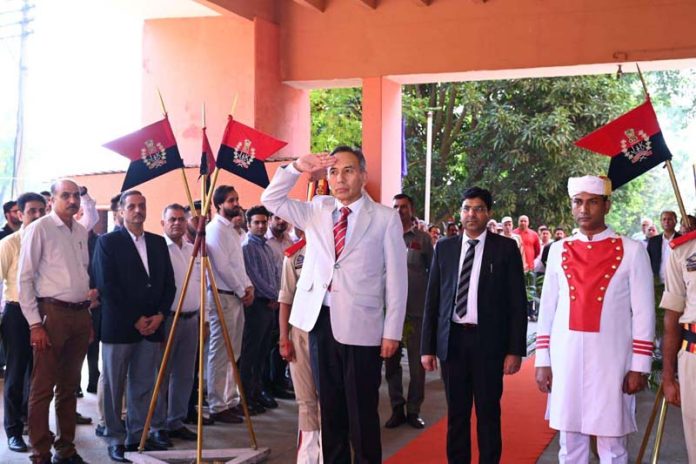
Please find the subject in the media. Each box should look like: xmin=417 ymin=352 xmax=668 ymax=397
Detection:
xmin=169 ymin=426 xmax=197 ymax=441
xmin=229 ymin=403 xmax=260 ymax=417
xmin=385 ymin=408 xmax=406 ymax=428
xmin=184 ymin=413 xmax=215 ymax=425
xmin=406 ymin=413 xmax=426 ymax=429
xmin=8 ymin=435 xmax=28 ymax=452
xmin=75 ymin=412 xmax=92 ymax=425
xmin=210 ymin=409 xmax=243 ymax=424
xmin=271 ymin=387 xmax=295 ymax=400
xmin=52 ymin=453 xmax=87 ymax=464
xmin=75 ymin=388 xmax=84 ymax=398
xmin=257 ymin=391 xmax=278 ymax=409
xmin=86 ymin=384 xmax=98 ymax=394
xmin=149 ymin=430 xmax=173 ymax=448
xmin=107 ymin=445 xmax=130 ymax=463
xmin=95 ymin=424 xmax=106 ymax=437
xmin=124 ymin=439 xmax=167 ymax=452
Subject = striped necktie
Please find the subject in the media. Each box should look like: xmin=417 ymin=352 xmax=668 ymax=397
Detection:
xmin=333 ymin=207 xmax=351 ymax=259
xmin=454 ymin=239 xmax=479 ymax=318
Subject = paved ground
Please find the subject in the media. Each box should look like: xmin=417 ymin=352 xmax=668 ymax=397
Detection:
xmin=0 ymin=329 xmax=688 ymax=463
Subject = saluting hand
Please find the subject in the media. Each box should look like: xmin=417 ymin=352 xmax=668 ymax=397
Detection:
xmin=292 ymin=153 xmax=335 ymax=174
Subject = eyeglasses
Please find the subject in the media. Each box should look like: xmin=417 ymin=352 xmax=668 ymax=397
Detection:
xmin=461 ymin=206 xmax=487 ymax=214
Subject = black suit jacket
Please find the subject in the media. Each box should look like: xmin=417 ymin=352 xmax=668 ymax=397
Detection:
xmin=647 ymin=232 xmax=680 ymax=277
xmin=421 ymin=232 xmax=528 ymax=361
xmin=93 ymin=228 xmax=176 ymax=344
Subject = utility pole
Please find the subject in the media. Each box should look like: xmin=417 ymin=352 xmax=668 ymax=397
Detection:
xmin=1 ymin=0 xmax=34 ymax=198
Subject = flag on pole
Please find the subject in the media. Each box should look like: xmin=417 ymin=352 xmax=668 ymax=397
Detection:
xmin=200 ymin=126 xmax=215 ymax=177
xmin=575 ymin=99 xmax=672 ymax=190
xmin=216 ymin=116 xmax=287 ymax=188
xmin=103 ymin=117 xmax=184 ymax=191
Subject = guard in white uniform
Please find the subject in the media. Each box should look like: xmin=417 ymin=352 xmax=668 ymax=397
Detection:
xmin=535 ymin=176 xmax=655 ymax=463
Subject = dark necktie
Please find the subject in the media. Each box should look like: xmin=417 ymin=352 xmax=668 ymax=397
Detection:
xmin=454 ymin=239 xmax=479 ymax=318
xmin=333 ymin=207 xmax=351 ymax=259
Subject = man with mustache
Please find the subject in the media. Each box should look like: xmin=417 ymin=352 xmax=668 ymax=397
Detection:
xmin=92 ymin=190 xmax=176 ymax=462
xmin=206 ymin=185 xmax=255 ymax=422
xmin=535 ymin=176 xmax=655 ymax=463
xmin=18 ymin=180 xmax=95 ymax=464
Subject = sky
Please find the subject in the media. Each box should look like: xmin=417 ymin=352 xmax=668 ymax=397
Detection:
xmin=2 ymin=0 xmax=217 ymax=196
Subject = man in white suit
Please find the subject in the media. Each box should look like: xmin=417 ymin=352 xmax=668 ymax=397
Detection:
xmin=261 ymin=146 xmax=407 ymax=464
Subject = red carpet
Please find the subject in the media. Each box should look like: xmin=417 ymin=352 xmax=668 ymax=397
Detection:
xmin=385 ymin=356 xmax=555 ymax=463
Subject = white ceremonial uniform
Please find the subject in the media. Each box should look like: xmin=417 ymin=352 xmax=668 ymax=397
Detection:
xmin=535 ymin=228 xmax=655 ymax=441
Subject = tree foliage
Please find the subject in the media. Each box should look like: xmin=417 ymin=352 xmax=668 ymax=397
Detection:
xmin=309 ymin=71 xmax=696 ymax=234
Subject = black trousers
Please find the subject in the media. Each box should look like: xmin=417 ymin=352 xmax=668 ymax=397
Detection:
xmin=1 ymin=302 xmax=32 ymax=438
xmin=239 ymin=298 xmax=275 ymax=401
xmin=86 ymin=306 xmax=101 ymax=389
xmin=441 ymin=323 xmax=504 ymax=464
xmin=309 ymin=307 xmax=382 ymax=464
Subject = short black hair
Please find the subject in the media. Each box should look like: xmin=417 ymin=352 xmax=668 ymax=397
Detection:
xmin=3 ymin=201 xmax=17 ymax=215
xmin=185 ymin=200 xmax=202 ymax=213
xmin=162 ymin=203 xmax=186 ymax=219
xmin=110 ymin=194 xmax=121 ymax=212
xmin=393 ymin=193 xmax=414 ymax=207
xmin=538 ymin=225 xmax=549 ymax=232
xmin=213 ymin=185 xmax=236 ymax=212
xmin=330 ymin=145 xmax=367 ymax=172
xmin=661 ymin=210 xmax=677 ymax=220
xmin=461 ymin=186 xmax=492 ymax=210
xmin=246 ymin=205 xmax=270 ymax=223
xmin=119 ymin=190 xmax=143 ymax=207
xmin=554 ymin=226 xmax=565 ymax=233
xmin=17 ymin=193 xmax=46 ymax=212
xmin=40 ymin=191 xmax=50 ymax=197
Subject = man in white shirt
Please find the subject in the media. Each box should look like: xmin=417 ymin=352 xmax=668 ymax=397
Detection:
xmin=151 ymin=204 xmax=201 ymax=445
xmin=18 ymin=180 xmax=94 ymax=464
xmin=206 ymin=185 xmax=254 ymax=423
xmin=0 ymin=192 xmax=46 ymax=453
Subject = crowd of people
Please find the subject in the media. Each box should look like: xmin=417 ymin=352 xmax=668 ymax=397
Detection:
xmin=0 ymin=146 xmax=694 ymax=464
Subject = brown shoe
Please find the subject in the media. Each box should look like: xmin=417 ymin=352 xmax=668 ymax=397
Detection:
xmin=210 ymin=409 xmax=243 ymax=424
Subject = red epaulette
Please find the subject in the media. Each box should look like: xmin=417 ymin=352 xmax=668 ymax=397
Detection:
xmin=670 ymin=230 xmax=696 ymax=249
xmin=284 ymin=238 xmax=306 ymax=257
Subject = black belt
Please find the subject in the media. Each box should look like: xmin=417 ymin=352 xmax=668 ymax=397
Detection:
xmin=683 ymin=327 xmax=696 ymax=344
xmin=37 ymin=297 xmax=90 ymax=310
xmin=213 ymin=288 xmax=236 ymax=297
xmin=453 ymin=322 xmax=478 ymax=331
xmin=170 ymin=311 xmax=198 ymax=320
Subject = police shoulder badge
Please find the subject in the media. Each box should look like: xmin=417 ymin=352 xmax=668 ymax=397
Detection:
xmin=233 ymin=139 xmax=256 ymax=169
xmin=141 ymin=139 xmax=168 ymax=169
xmin=620 ymin=128 xmax=652 ymax=164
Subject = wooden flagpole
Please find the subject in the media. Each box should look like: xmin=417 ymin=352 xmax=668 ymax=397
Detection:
xmin=635 ymin=64 xmax=688 ymax=221
xmin=157 ymin=88 xmax=198 ymax=216
xmin=202 ymin=94 xmax=239 ymax=214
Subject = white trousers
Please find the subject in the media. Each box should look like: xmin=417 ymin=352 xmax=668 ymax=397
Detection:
xmin=297 ymin=429 xmax=323 ymax=464
xmin=559 ymin=431 xmax=628 ymax=464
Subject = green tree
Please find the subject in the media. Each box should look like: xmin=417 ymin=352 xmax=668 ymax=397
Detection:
xmin=310 ymin=88 xmax=362 ymax=153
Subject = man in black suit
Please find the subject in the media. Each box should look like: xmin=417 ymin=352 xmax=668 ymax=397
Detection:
xmin=421 ymin=186 xmax=528 ymax=464
xmin=647 ymin=210 xmax=680 ymax=282
xmin=92 ymin=190 xmax=176 ymax=463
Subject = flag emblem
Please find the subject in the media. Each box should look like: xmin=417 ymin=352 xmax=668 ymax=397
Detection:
xmin=620 ymin=128 xmax=652 ymax=164
xmin=233 ymin=139 xmax=256 ymax=169
xmin=141 ymin=139 xmax=168 ymax=169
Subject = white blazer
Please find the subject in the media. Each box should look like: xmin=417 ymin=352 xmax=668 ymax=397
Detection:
xmin=261 ymin=166 xmax=408 ymax=346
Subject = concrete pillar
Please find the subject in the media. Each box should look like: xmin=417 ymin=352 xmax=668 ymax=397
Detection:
xmin=361 ymin=76 xmax=402 ymax=205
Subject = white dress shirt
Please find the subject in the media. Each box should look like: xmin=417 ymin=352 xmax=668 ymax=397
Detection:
xmin=18 ymin=212 xmax=90 ymax=326
xmin=322 ymin=195 xmax=366 ymax=307
xmin=206 ymin=214 xmax=252 ymax=296
xmin=659 ymin=232 xmax=675 ymax=283
xmin=127 ymin=229 xmax=149 ymax=276
xmin=166 ymin=236 xmax=200 ymax=313
xmin=451 ymin=230 xmax=487 ymax=325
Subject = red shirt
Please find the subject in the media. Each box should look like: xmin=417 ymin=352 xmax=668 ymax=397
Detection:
xmin=513 ymin=228 xmax=540 ymax=271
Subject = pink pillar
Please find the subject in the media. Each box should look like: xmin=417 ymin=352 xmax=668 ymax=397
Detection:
xmin=362 ymin=77 xmax=402 ymax=205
